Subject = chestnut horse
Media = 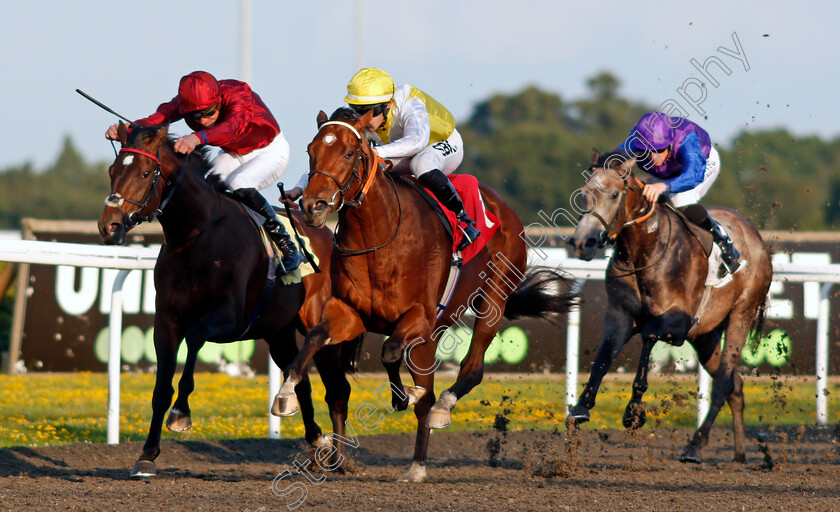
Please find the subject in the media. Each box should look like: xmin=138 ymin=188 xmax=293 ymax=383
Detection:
xmin=272 ymin=108 xmax=576 ymax=481
xmin=568 ymin=150 xmax=772 ymax=463
xmin=98 ymin=122 xmax=362 ymax=477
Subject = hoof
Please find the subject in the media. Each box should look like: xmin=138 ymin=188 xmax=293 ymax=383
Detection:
xmin=311 ymin=434 xmax=333 ymax=449
xmin=567 ymin=405 xmax=590 ymax=425
xmin=404 ymin=385 xmax=427 ymax=407
xmin=622 ymin=403 xmax=646 ymax=430
xmin=271 ymin=393 xmax=300 ymax=417
xmin=131 ymin=460 xmax=157 ymax=478
xmin=679 ymin=445 xmax=702 ymax=464
xmin=426 ymin=405 xmax=452 ymax=429
xmin=399 ymin=462 xmax=427 ymax=482
xmin=166 ymin=409 xmax=193 ymax=433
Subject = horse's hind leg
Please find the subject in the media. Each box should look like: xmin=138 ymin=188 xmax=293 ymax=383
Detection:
xmin=623 ymin=337 xmax=657 ymax=430
xmin=313 ymin=345 xmax=352 ymax=474
xmin=727 ymin=372 xmax=746 ymax=463
xmin=166 ymin=339 xmax=202 ymax=433
xmin=680 ymin=319 xmax=746 ymax=463
xmin=429 ymin=292 xmax=505 ymax=430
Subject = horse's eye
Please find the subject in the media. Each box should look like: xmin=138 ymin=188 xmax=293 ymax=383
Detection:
xmin=345 ymin=151 xmax=354 ymax=159
xmin=611 ymin=192 xmax=619 ymax=199
xmin=142 ymin=170 xmax=152 ymax=179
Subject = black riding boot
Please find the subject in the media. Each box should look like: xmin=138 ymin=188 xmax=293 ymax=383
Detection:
xmin=418 ymin=169 xmax=481 ymax=252
xmin=232 ymin=188 xmax=304 ymax=273
xmin=697 ymin=212 xmax=743 ymax=275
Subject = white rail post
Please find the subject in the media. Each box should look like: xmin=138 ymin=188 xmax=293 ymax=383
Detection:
xmin=816 ymin=283 xmax=832 ymax=425
xmin=268 ymin=359 xmax=281 ymax=439
xmin=697 ymin=364 xmax=711 ymax=428
xmin=565 ymin=279 xmax=586 ymax=411
xmin=107 ymin=269 xmax=131 ymax=445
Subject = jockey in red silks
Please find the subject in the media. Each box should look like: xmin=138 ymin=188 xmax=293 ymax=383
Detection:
xmin=106 ymin=71 xmax=303 ymax=273
xmin=305 ymin=67 xmax=481 ymax=251
xmin=608 ymin=112 xmax=744 ymax=274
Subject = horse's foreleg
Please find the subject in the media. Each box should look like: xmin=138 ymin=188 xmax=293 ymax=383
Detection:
xmin=314 ymin=346 xmax=352 ymax=474
xmin=623 ymin=337 xmax=656 ymax=430
xmin=166 ymin=307 xmax=238 ymax=433
xmin=267 ymin=329 xmax=323 ymax=444
xmin=166 ymin=339 xmax=202 ymax=433
xmin=275 ymin=298 xmax=364 ymax=417
xmin=570 ymin=308 xmax=635 ymax=423
xmin=132 ymin=320 xmax=182 ymax=478
xmin=383 ymin=304 xmax=436 ymax=483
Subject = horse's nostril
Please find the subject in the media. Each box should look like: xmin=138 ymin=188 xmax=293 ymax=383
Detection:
xmin=567 ymin=237 xmax=576 ymax=247
xmin=108 ymin=223 xmax=121 ymax=234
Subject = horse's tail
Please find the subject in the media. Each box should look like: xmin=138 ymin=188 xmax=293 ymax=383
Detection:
xmin=340 ymin=333 xmax=365 ymax=374
xmin=503 ymin=267 xmax=579 ymax=324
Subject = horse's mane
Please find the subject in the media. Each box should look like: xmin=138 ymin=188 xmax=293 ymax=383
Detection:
xmin=127 ymin=125 xmax=221 ymax=189
xmin=329 ymin=106 xmax=360 ymax=122
xmin=327 ymin=107 xmax=382 ymax=145
xmin=594 ymin=148 xmax=634 ymax=170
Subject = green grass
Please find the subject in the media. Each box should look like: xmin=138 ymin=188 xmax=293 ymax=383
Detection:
xmin=0 ymin=372 xmax=836 ymax=448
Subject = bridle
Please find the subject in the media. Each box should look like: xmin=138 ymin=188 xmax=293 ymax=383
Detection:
xmin=584 ymin=167 xmax=656 ymax=242
xmin=308 ymin=120 xmax=382 ymax=211
xmin=104 ymin=145 xmax=183 ymax=230
xmin=308 ymin=120 xmax=403 ymax=256
xmin=582 ymin=165 xmax=670 ymax=275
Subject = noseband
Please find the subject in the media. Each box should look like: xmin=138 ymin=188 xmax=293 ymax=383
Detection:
xmin=105 ymin=146 xmax=183 ymax=229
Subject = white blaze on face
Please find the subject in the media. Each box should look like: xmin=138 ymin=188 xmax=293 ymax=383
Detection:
xmin=323 ymin=134 xmax=337 ymax=145
xmin=122 ymin=155 xmax=134 ymax=166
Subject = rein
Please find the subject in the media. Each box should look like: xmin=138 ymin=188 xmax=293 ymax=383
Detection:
xmin=312 ymin=119 xmax=403 ymax=256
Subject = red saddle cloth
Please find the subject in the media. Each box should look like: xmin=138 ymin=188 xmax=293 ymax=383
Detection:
xmin=420 ymin=174 xmax=500 ymax=263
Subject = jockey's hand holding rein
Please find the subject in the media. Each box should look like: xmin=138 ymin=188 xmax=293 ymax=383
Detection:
xmin=642 ymin=182 xmax=668 ymax=203
xmin=174 ymin=133 xmax=202 ymax=154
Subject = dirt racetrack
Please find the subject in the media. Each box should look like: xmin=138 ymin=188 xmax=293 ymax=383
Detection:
xmin=1 ymin=425 xmax=839 ymax=512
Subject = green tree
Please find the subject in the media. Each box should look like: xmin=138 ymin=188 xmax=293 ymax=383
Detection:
xmin=0 ymin=136 xmax=109 ymax=228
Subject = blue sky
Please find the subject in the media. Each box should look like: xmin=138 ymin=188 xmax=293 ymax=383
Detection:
xmin=1 ymin=0 xmax=835 ymax=198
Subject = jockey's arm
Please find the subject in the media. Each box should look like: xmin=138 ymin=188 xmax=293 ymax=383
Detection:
xmin=664 ymin=131 xmax=708 ymax=194
xmin=195 ymin=100 xmax=251 ymax=148
xmin=375 ymin=97 xmax=431 ymax=160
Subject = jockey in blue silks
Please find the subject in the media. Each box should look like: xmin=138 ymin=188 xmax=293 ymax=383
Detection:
xmin=610 ymin=112 xmax=744 ymax=275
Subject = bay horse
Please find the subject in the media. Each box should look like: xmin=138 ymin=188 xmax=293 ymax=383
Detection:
xmin=568 ymin=149 xmax=772 ymax=463
xmin=273 ymin=108 xmax=577 ymax=482
xmin=98 ymin=122 xmax=362 ymax=477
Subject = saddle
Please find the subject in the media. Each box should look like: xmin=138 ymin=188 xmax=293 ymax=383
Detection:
xmin=663 ymin=203 xmax=714 ymax=257
xmin=663 ymin=203 xmax=733 ymax=296
xmin=399 ymin=173 xmax=499 ymax=264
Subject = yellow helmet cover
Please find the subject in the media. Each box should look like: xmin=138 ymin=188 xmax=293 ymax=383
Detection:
xmin=345 ymin=68 xmax=396 ymax=105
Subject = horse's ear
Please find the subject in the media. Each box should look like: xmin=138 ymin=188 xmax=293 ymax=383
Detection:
xmin=316 ymin=110 xmax=327 ymax=127
xmin=152 ymin=124 xmax=169 ymax=146
xmin=590 ymin=148 xmax=601 ymax=167
xmin=359 ymin=109 xmax=375 ymax=127
xmin=117 ymin=121 xmax=128 ymax=146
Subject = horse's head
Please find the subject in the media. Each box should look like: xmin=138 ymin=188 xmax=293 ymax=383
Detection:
xmin=570 ymin=149 xmax=647 ymax=260
xmin=301 ymin=107 xmax=385 ymax=228
xmin=98 ymin=122 xmax=175 ymax=245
